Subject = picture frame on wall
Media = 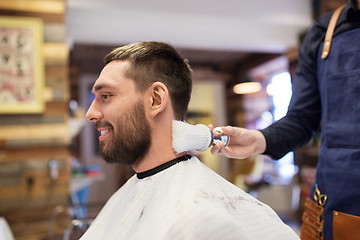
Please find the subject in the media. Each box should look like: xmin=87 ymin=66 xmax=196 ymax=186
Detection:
xmin=0 ymin=16 xmax=45 ymax=114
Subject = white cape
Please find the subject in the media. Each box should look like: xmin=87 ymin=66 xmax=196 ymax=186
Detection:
xmin=81 ymin=156 xmax=299 ymax=240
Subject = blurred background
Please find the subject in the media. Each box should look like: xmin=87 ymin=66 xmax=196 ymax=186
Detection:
xmin=0 ymin=0 xmax=347 ymax=239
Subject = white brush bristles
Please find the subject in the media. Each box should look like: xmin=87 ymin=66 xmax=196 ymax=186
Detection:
xmin=172 ymin=120 xmax=213 ymax=154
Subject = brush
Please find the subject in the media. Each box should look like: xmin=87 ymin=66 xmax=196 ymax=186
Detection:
xmin=172 ymin=120 xmax=230 ymax=154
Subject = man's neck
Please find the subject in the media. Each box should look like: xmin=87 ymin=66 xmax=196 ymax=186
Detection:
xmin=132 ymin=151 xmax=185 ymax=173
xmin=131 ymin=120 xmax=181 ymax=173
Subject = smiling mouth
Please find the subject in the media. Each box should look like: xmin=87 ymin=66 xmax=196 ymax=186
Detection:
xmin=98 ymin=128 xmax=112 ymax=141
xmin=101 ymin=129 xmax=111 ymax=135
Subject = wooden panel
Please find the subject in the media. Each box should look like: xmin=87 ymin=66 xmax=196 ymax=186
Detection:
xmin=3 ymin=146 xmax=70 ymax=162
xmin=0 ymin=193 xmax=69 ymax=211
xmin=44 ymin=43 xmax=69 ymax=66
xmin=45 ymin=66 xmax=69 ymax=102
xmin=0 ymin=2 xmax=72 ymax=239
xmin=44 ymin=23 xmax=67 ymax=43
xmin=0 ymin=176 xmax=69 ymax=201
xmin=0 ymin=123 xmax=70 ymax=141
xmin=45 ymin=101 xmax=69 ymax=115
xmin=5 ymin=139 xmax=70 ymax=150
xmin=46 ymin=65 xmax=68 ymax=79
xmin=43 ymin=43 xmax=70 ymax=103
xmin=0 ymin=166 xmax=70 ymax=211
xmin=0 ymin=0 xmax=65 ymax=23
xmin=3 ymin=207 xmax=71 ymax=240
xmin=0 ymin=9 xmax=64 ymax=23
xmin=0 ymin=0 xmax=65 ymax=15
xmin=0 ymin=122 xmax=71 ymax=148
xmin=44 ymin=86 xmax=70 ymax=102
xmin=0 ymin=114 xmax=66 ymax=126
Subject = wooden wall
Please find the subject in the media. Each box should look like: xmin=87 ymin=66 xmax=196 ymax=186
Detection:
xmin=0 ymin=1 xmax=71 ymax=239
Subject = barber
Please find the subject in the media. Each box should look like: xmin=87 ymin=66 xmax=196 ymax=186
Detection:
xmin=212 ymin=1 xmax=360 ymax=239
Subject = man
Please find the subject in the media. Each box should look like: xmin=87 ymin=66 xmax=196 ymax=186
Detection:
xmin=81 ymin=41 xmax=299 ymax=239
xmin=212 ymin=1 xmax=360 ymax=239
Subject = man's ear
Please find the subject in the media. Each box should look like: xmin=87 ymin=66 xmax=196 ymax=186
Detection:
xmin=147 ymin=82 xmax=170 ymax=119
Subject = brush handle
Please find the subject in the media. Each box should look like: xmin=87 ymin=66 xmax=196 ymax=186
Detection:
xmin=213 ymin=135 xmax=230 ymax=146
xmin=212 ymin=127 xmax=230 ymax=147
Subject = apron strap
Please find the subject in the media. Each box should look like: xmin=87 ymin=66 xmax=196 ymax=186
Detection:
xmin=321 ymin=4 xmax=346 ymax=59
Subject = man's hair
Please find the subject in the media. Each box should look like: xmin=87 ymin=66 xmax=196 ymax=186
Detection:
xmin=104 ymin=41 xmax=192 ymax=120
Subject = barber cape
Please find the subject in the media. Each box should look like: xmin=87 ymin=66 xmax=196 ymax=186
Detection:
xmin=80 ymin=156 xmax=299 ymax=240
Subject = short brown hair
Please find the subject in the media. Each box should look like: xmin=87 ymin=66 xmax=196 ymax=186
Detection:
xmin=104 ymin=41 xmax=192 ymax=120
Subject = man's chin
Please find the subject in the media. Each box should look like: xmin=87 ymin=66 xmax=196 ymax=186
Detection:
xmin=99 ymin=145 xmax=116 ymax=164
xmin=99 ymin=152 xmax=118 ymax=164
xmin=99 ymin=147 xmax=129 ymax=165
xmin=99 ymin=150 xmax=142 ymax=166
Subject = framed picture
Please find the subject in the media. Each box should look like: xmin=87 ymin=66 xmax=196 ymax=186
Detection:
xmin=0 ymin=16 xmax=45 ymax=114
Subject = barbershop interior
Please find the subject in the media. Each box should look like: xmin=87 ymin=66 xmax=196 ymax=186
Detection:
xmin=0 ymin=0 xmax=352 ymax=239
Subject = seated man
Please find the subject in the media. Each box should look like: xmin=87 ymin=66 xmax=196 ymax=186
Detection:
xmin=81 ymin=41 xmax=299 ymax=240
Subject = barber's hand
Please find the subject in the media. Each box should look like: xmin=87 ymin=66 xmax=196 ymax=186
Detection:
xmin=210 ymin=125 xmax=266 ymax=159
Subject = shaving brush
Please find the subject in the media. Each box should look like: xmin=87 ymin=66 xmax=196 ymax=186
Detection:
xmin=172 ymin=120 xmax=230 ymax=154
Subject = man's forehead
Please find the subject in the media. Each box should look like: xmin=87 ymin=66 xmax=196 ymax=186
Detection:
xmin=92 ymin=60 xmax=135 ymax=93
xmin=92 ymin=63 xmax=119 ymax=89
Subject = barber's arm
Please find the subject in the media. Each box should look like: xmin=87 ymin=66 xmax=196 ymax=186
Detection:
xmin=211 ymin=126 xmax=266 ymax=159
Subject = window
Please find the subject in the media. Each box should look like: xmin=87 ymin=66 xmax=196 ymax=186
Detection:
xmin=269 ymin=71 xmax=297 ymax=182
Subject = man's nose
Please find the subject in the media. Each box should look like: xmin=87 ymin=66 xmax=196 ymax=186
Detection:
xmin=85 ymin=101 xmax=102 ymax=122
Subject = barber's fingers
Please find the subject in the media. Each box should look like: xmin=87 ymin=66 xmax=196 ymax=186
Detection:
xmin=211 ymin=143 xmax=231 ymax=157
xmin=221 ymin=126 xmax=253 ymax=146
xmin=211 ymin=142 xmax=250 ymax=159
xmin=208 ymin=125 xmax=244 ymax=137
xmin=211 ymin=142 xmax=223 ymax=155
xmin=210 ymin=141 xmax=239 ymax=158
xmin=219 ymin=126 xmax=245 ymax=137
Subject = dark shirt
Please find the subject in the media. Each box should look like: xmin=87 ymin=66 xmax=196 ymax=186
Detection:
xmin=260 ymin=0 xmax=360 ymax=159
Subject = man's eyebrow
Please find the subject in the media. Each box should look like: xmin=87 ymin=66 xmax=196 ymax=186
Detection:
xmin=92 ymin=84 xmax=111 ymax=93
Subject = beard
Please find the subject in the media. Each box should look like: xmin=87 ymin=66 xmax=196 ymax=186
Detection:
xmin=96 ymin=100 xmax=151 ymax=166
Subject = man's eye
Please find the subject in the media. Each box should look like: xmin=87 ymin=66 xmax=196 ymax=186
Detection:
xmin=102 ymin=95 xmax=111 ymax=100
